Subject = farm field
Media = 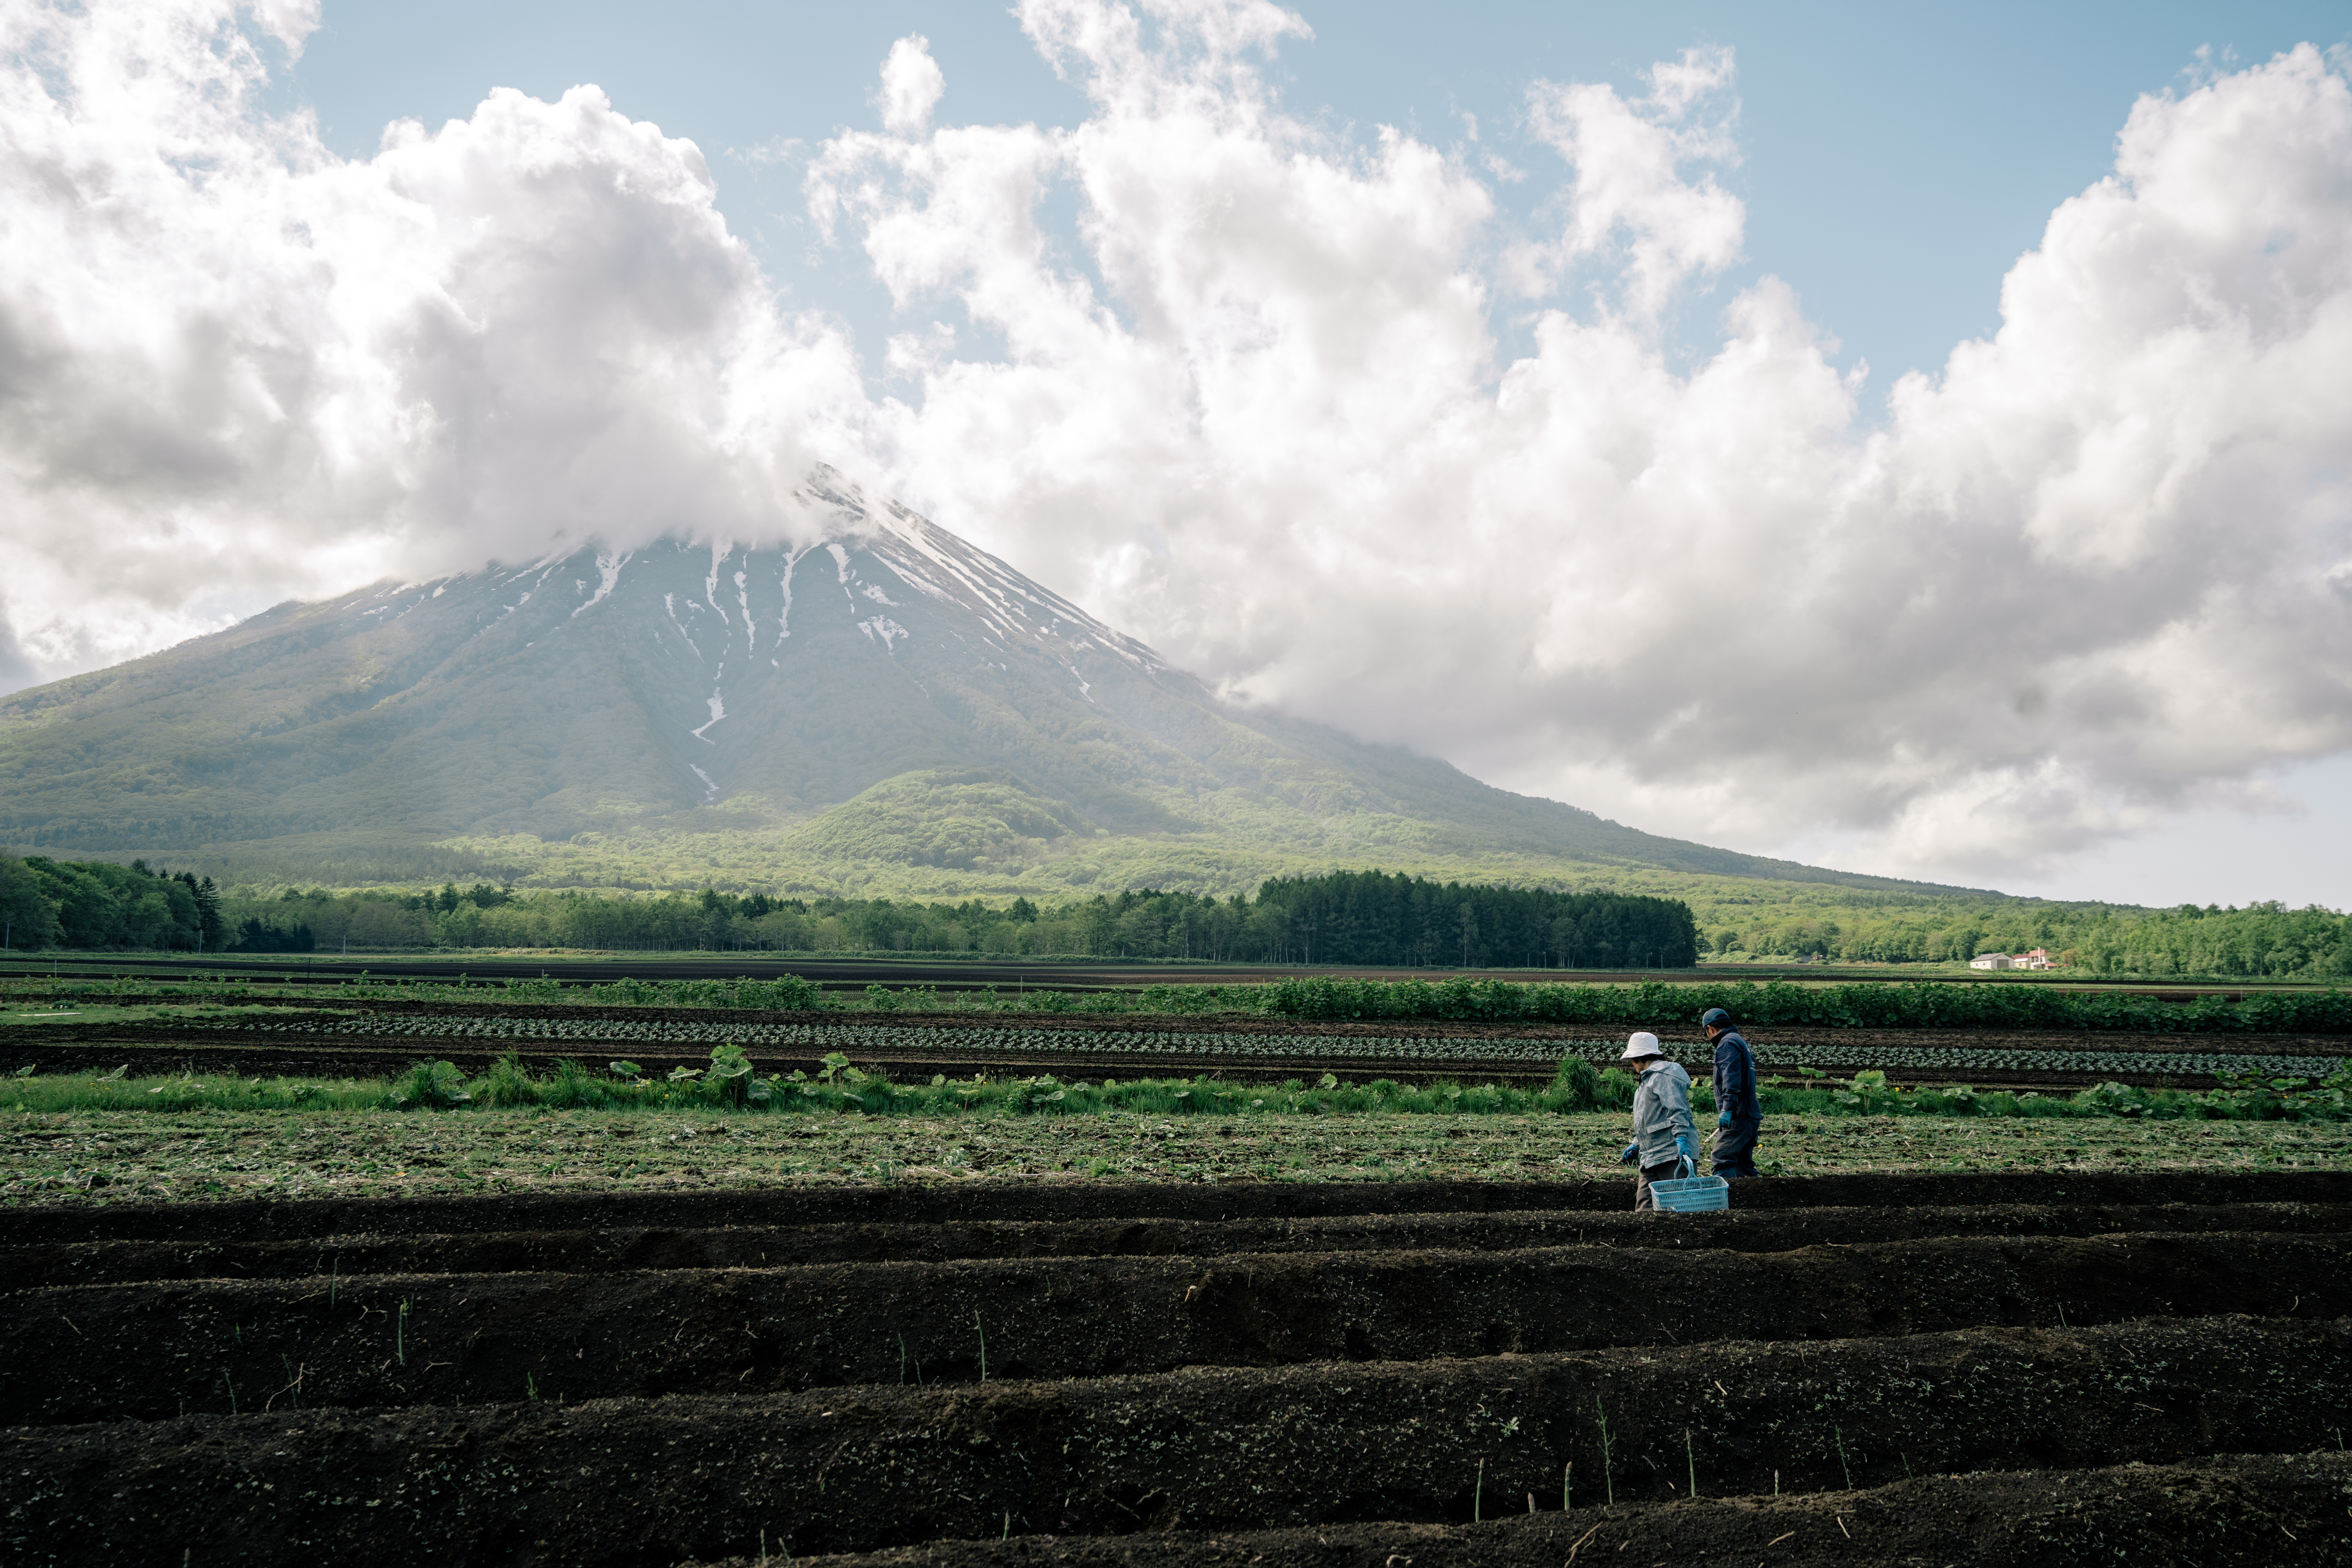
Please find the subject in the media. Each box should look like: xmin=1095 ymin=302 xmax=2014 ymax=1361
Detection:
xmin=9 ymin=1005 xmax=2348 ymax=1089
xmin=7 ymin=1107 xmax=2350 ymax=1205
xmin=4 ymin=1169 xmax=2349 ymax=1565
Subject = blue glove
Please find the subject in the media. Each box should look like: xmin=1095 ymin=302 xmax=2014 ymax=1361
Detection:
xmin=1717 ymin=1109 xmax=1733 ymax=1128
xmin=1675 ymin=1134 xmax=1695 ymax=1163
xmin=1618 ymin=1141 xmax=1640 ymax=1165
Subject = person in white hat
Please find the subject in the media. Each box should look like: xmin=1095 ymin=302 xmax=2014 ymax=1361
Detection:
xmin=1614 ymin=1031 xmax=1699 ymax=1212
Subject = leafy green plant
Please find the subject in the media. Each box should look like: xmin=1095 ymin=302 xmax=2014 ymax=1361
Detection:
xmin=388 ymin=1060 xmax=469 ymax=1110
xmin=706 ymin=1043 xmax=756 ymax=1108
xmin=475 ymin=1051 xmax=539 ymax=1108
xmin=1553 ymin=1055 xmax=1601 ymax=1111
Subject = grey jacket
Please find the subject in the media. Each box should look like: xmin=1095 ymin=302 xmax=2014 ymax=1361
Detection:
xmin=1631 ymin=1060 xmax=1697 ymax=1168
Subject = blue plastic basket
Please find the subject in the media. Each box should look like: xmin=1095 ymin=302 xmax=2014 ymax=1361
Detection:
xmin=1647 ymin=1174 xmax=1731 ymax=1212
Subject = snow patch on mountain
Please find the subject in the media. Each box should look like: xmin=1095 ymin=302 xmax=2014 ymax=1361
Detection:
xmin=662 ymin=593 xmax=704 ymax=661
xmin=572 ymin=550 xmax=630 ymax=618
xmin=692 ymin=668 xmax=726 ymax=742
xmin=705 ymin=545 xmax=731 ymax=630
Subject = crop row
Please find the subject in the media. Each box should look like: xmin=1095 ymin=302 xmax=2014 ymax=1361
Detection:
xmin=1258 ymin=976 xmax=2352 ymax=1032
xmin=176 ymin=1017 xmax=2346 ymax=1081
xmin=203 ymin=1018 xmax=1569 ymax=1062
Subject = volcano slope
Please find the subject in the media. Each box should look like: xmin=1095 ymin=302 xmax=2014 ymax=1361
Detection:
xmin=4 ymin=1172 xmax=2350 ymax=1567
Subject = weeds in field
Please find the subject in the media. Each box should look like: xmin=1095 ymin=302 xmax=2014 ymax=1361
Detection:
xmin=1595 ymin=1397 xmax=1615 ymax=1505
xmin=267 ymin=1356 xmax=306 ymax=1412
xmin=389 ymin=1060 xmax=469 ymax=1110
xmin=475 ymin=1053 xmax=539 ymax=1108
xmin=25 ymin=1051 xmax=2344 ymax=1124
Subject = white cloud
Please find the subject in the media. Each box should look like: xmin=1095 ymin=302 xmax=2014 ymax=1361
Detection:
xmin=1513 ymin=46 xmax=1746 ymax=315
xmin=877 ymin=36 xmax=945 ymax=137
xmin=2 ymin=0 xmax=2348 ymax=886
xmin=0 ymin=0 xmax=869 ymax=676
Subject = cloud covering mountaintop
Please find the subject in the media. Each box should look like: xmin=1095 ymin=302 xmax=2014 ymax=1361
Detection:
xmin=1 ymin=0 xmax=2347 ymax=883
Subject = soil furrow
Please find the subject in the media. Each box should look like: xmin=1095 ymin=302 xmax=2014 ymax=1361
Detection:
xmin=11 ymin=1200 xmax=2350 ymax=1288
xmin=4 ymin=1319 xmax=2345 ymax=1566
xmin=9 ymin=1169 xmax=2350 ymax=1244
xmin=745 ymin=1453 xmax=2352 ymax=1568
xmin=5 ymin=1232 xmax=2345 ymax=1424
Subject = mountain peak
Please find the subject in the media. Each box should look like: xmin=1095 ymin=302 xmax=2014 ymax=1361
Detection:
xmin=0 ymin=490 xmax=1960 ymax=898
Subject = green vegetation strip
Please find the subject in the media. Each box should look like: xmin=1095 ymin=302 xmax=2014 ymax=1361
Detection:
xmin=8 ymin=1105 xmax=2348 ymax=1206
xmin=115 ymin=1014 xmax=2352 ymax=1082
xmin=9 ymin=972 xmax=2352 ymax=1033
xmin=12 ymin=1045 xmax=2352 ymax=1124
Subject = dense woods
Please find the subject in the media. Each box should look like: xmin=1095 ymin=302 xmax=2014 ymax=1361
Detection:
xmin=0 ymin=856 xmax=221 ymax=952
xmin=192 ymin=876 xmax=1698 ymax=967
xmin=1707 ymin=898 xmax=2352 ymax=977
xmin=3 ymin=860 xmax=1693 ymax=967
xmin=3 ymin=851 xmax=2345 ymax=977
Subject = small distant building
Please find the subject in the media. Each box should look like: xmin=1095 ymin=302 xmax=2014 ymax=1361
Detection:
xmin=1972 ymin=948 xmax=2057 ymax=971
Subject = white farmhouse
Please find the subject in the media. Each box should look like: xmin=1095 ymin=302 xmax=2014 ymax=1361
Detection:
xmin=1969 ymin=952 xmax=2013 ymax=970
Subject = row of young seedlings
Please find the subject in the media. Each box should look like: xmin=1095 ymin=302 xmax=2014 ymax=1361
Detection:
xmin=197 ymin=1014 xmax=2345 ymax=1080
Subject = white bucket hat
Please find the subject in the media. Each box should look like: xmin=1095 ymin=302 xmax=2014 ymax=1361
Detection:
xmin=1619 ymin=1031 xmax=1664 ymax=1060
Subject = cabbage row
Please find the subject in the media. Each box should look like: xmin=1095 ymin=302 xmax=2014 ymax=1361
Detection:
xmin=182 ymin=1016 xmax=2343 ymax=1079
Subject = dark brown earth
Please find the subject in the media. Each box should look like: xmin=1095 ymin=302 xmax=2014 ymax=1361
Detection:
xmin=7 ymin=1322 xmax=2348 ymax=1564
xmin=10 ymin=1231 xmax=2345 ymax=1425
xmin=5 ymin=1172 xmax=2350 ymax=1564
xmin=8 ymin=1168 xmax=2351 ymax=1243
xmin=10 ymin=1200 xmax=2345 ymax=1288
xmin=720 ymin=1454 xmax=2352 ymax=1568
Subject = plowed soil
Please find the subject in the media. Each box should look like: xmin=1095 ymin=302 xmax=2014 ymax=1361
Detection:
xmin=5 ymin=1170 xmax=2349 ymax=1564
xmin=11 ymin=1199 xmax=2345 ymax=1288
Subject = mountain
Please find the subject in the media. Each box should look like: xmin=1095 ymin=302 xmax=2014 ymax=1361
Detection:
xmin=0 ymin=473 xmax=1972 ymax=900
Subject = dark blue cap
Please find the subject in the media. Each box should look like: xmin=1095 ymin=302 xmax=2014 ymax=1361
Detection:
xmin=1700 ymin=1007 xmax=1731 ymax=1028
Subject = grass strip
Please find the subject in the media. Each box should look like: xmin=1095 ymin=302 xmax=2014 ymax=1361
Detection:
xmin=11 ymin=1048 xmax=2350 ymax=1123
xmin=7 ymin=1102 xmax=2348 ymax=1206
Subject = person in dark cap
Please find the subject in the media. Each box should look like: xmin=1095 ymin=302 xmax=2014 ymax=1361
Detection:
xmin=1701 ymin=1007 xmax=1761 ymax=1178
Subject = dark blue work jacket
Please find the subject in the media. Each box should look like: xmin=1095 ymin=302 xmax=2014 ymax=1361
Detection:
xmin=1713 ymin=1029 xmax=1761 ymax=1122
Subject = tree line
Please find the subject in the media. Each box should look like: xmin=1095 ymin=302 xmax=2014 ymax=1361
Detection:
xmin=6 ymin=849 xmax=2343 ymax=977
xmin=1712 ymin=899 xmax=2352 ymax=978
xmin=0 ymin=858 xmax=1697 ymax=968
xmin=0 ymin=856 xmax=223 ymax=952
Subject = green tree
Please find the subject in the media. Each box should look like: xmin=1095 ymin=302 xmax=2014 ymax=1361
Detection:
xmin=0 ymin=856 xmax=60 ymax=950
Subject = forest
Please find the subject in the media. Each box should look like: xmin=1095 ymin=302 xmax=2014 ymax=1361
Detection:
xmin=0 ymin=859 xmax=1693 ymax=967
xmin=2 ymin=851 xmax=2345 ymax=977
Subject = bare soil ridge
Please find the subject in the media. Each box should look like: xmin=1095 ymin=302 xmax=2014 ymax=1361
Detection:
xmin=12 ymin=1199 xmax=2347 ymax=1288
xmin=6 ymin=1171 xmax=2350 ymax=1564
